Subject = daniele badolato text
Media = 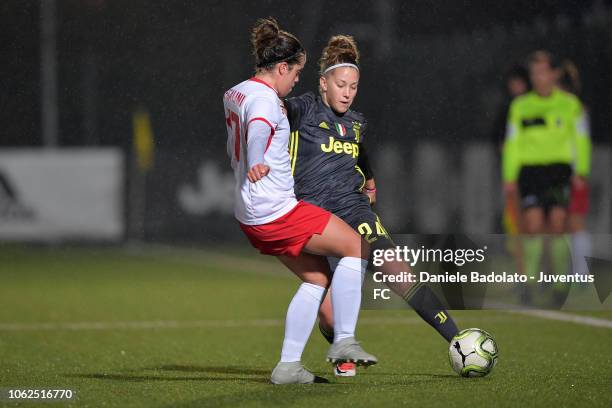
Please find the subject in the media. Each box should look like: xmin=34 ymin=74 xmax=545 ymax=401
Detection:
xmin=370 ymin=246 xmax=595 ymax=284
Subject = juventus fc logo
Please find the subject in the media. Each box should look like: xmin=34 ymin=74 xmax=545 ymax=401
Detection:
xmin=435 ymin=312 xmax=448 ymax=324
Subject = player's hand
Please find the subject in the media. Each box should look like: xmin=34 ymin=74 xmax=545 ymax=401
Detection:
xmin=571 ymin=175 xmax=587 ymax=190
xmin=247 ymin=164 xmax=270 ymax=183
xmin=364 ymin=179 xmax=377 ymax=206
xmin=365 ymin=190 xmax=376 ymax=206
xmin=503 ymin=182 xmax=518 ymax=197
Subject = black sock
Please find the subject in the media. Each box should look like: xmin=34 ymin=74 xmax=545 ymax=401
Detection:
xmin=404 ymin=284 xmax=459 ymax=342
xmin=318 ymin=321 xmax=334 ymax=344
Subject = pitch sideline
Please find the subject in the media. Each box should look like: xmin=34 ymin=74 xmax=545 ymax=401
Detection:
xmin=0 ymin=311 xmax=611 ymax=332
xmin=507 ymin=309 xmax=612 ymax=329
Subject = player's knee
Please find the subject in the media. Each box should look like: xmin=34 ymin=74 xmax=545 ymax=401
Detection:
xmin=523 ymin=224 xmax=540 ymax=235
xmin=523 ymin=216 xmax=544 ymax=234
xmin=548 ymin=213 xmax=567 ymax=234
xmin=549 ymin=222 xmax=566 ymax=235
xmin=310 ymin=276 xmax=330 ymax=288
xmin=336 ymin=236 xmax=367 ymax=259
xmin=300 ymin=270 xmax=330 ymax=288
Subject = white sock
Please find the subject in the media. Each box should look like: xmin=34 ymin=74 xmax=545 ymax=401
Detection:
xmin=328 ymin=257 xmax=367 ymax=285
xmin=572 ymin=231 xmax=592 ymax=276
xmin=280 ymin=282 xmax=325 ymax=363
xmin=331 ymin=257 xmax=367 ymax=342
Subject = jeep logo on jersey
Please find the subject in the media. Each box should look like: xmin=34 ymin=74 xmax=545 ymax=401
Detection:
xmin=334 ymin=123 xmax=346 ymax=137
xmin=320 ymin=136 xmax=359 ymax=158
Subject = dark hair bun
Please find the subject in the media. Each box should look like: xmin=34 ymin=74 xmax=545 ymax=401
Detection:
xmin=251 ymin=17 xmax=280 ymax=54
xmin=250 ymin=17 xmax=304 ymax=70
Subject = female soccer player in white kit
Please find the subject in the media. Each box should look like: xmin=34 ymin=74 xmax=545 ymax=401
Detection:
xmin=222 ymin=17 xmax=377 ymax=384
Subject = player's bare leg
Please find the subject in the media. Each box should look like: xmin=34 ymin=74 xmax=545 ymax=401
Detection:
xmin=547 ymin=207 xmax=567 ymax=234
xmin=278 ymin=252 xmax=332 ymax=287
xmin=304 ymin=214 xmax=367 ymax=259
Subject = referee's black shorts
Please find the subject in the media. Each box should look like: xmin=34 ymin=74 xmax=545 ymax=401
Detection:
xmin=518 ymin=163 xmax=572 ymax=211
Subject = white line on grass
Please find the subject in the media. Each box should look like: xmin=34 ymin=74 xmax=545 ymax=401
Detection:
xmin=3 ymin=312 xmax=609 ymax=332
xmin=1 ymin=312 xmax=610 ymax=332
xmin=0 ymin=317 xmax=424 ymax=332
xmin=507 ymin=309 xmax=612 ymax=328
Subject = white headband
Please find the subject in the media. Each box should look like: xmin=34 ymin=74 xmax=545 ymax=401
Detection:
xmin=323 ymin=63 xmax=359 ymax=75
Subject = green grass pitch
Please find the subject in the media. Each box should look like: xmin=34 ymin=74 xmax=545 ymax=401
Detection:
xmin=0 ymin=245 xmax=610 ymax=407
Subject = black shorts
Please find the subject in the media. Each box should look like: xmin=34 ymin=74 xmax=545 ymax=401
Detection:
xmin=518 ymin=164 xmax=572 ymax=210
xmin=337 ymin=201 xmax=395 ymax=252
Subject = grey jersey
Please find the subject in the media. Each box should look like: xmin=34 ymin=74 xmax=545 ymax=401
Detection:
xmin=285 ymin=92 xmax=371 ymax=218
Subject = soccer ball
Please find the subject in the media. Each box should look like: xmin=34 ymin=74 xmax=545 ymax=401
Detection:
xmin=448 ymin=328 xmax=498 ymax=377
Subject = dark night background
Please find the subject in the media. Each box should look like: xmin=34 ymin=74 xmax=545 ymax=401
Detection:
xmin=2 ymin=0 xmax=611 ymax=147
xmin=1 ymin=0 xmax=611 ymax=239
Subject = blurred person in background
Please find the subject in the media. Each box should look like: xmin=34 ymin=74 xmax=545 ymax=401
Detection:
xmin=558 ymin=60 xmax=592 ymax=277
xmin=502 ymin=50 xmax=591 ymax=306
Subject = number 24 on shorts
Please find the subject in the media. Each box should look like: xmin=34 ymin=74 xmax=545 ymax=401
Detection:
xmin=357 ymin=218 xmax=389 ymax=243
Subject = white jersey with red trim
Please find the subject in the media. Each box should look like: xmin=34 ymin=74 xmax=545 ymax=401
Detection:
xmin=223 ymin=78 xmax=297 ymax=225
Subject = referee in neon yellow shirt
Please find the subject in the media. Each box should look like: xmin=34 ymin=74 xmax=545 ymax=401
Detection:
xmin=502 ymin=50 xmax=591 ymax=305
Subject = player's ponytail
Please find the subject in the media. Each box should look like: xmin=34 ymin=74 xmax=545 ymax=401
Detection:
xmin=251 ymin=17 xmax=305 ymax=71
xmin=319 ymin=35 xmax=360 ymax=76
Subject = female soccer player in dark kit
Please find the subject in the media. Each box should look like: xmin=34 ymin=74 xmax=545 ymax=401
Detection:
xmin=284 ymin=35 xmax=461 ymax=377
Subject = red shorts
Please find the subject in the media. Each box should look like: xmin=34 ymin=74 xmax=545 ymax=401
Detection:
xmin=239 ymin=201 xmax=332 ymax=257
xmin=569 ymin=183 xmax=589 ymax=215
